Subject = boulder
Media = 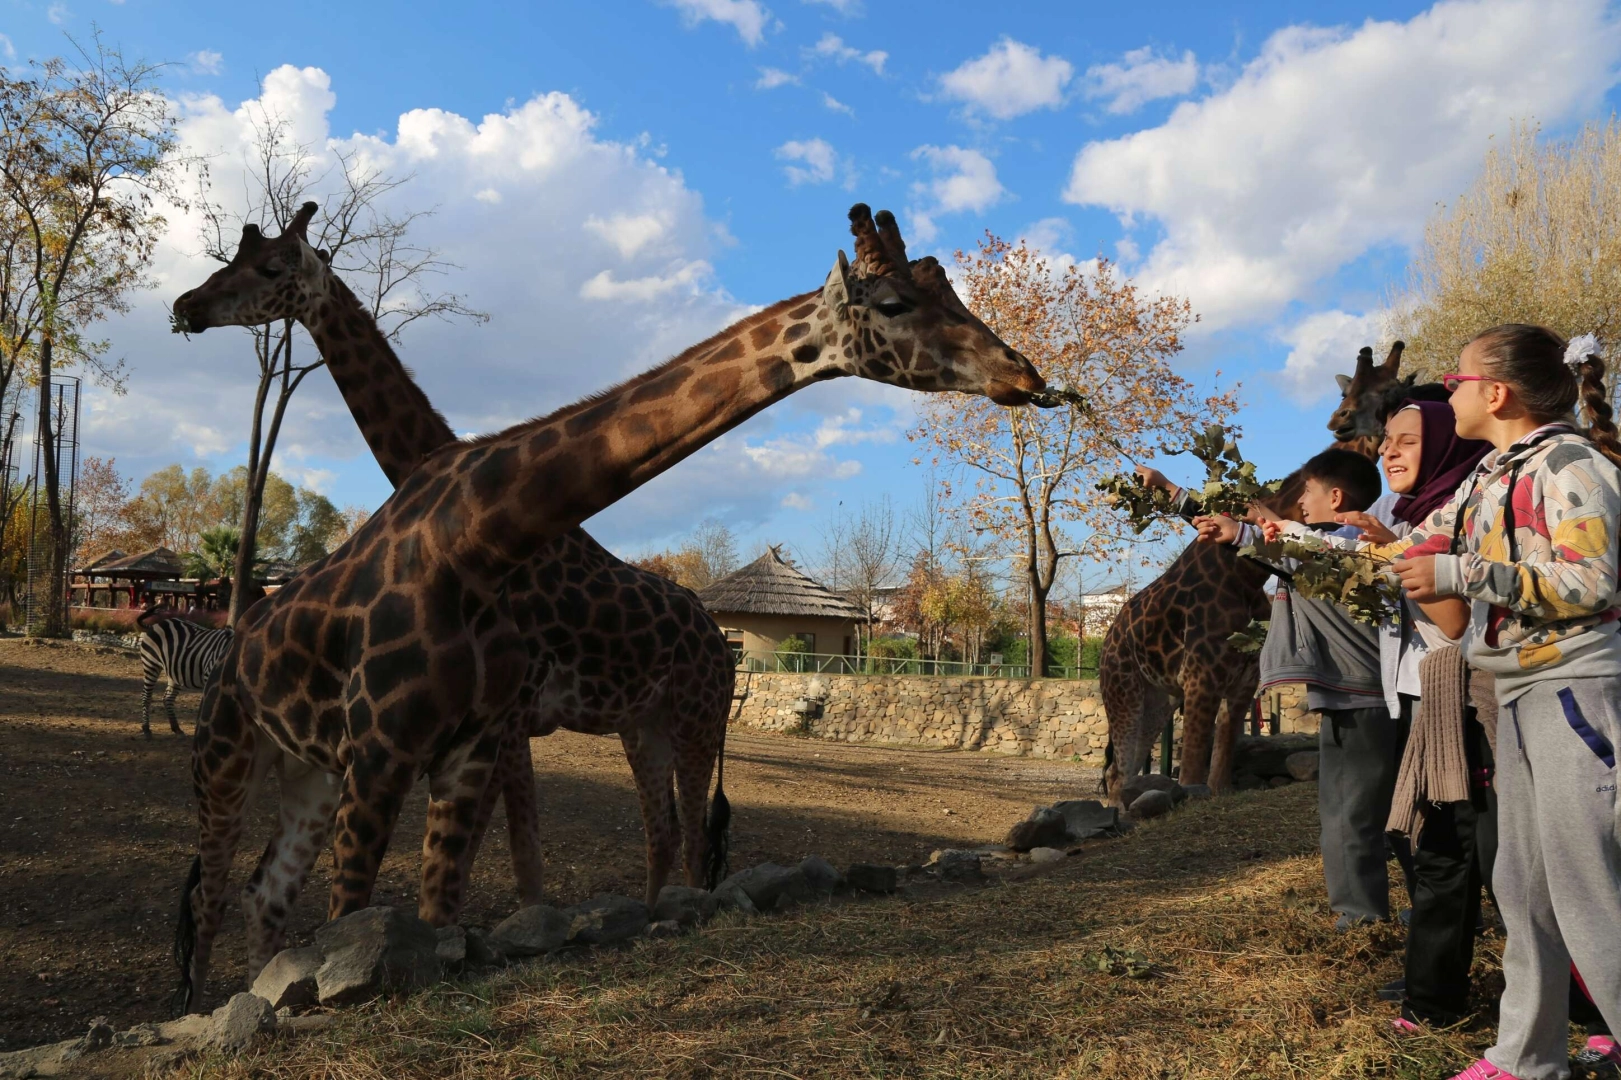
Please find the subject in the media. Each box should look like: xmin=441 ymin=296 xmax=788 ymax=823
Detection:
xmin=1027 ymin=847 xmax=1066 ymax=864
xmin=845 ymin=864 xmax=899 ymax=894
xmin=205 ymin=992 xmax=276 ymax=1054
xmin=155 ymin=1014 xmax=213 ymax=1044
xmin=492 ymin=905 xmax=572 ymax=958
xmin=1234 ymin=771 xmax=1265 ymax=791
xmin=653 ymin=885 xmax=719 ymax=926
xmin=715 ymin=863 xmax=814 ymax=912
xmin=1129 ymin=789 xmax=1175 ymax=819
xmin=798 ymin=855 xmax=843 ymax=896
xmin=1179 ymin=784 xmax=1214 ymax=800
xmin=435 ymin=925 xmax=468 ymax=970
xmin=1233 ymin=733 xmax=1318 ymax=779
xmin=564 ymin=894 xmax=650 ymax=946
xmin=0 ymin=1037 xmax=88 ymax=1078
xmin=1052 ymin=799 xmax=1119 ymax=839
xmin=463 ymin=926 xmax=504 ymax=968
xmin=644 ymin=920 xmax=684 ymax=939
xmin=1286 ymin=751 xmax=1321 ymax=782
xmin=111 ymin=1024 xmax=164 ymax=1049
xmin=1005 ymin=806 xmax=1069 ymax=851
xmin=926 ymin=849 xmax=986 ymax=883
xmin=711 ymin=880 xmax=758 ymax=915
xmin=250 ymin=945 xmax=322 ymax=1011
xmin=1269 ymin=775 xmax=1294 ymax=788
xmin=1121 ymin=773 xmax=1182 ymax=807
xmin=313 ymin=906 xmax=440 ymax=1007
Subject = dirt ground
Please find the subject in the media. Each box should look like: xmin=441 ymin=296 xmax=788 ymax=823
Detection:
xmin=0 ymin=637 xmax=1100 ymax=1050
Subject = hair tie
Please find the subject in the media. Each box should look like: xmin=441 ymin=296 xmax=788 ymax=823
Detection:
xmin=1565 ymin=333 xmax=1601 ymax=371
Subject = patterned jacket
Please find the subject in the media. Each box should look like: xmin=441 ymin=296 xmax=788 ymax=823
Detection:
xmin=1352 ymin=425 xmax=1621 ymax=703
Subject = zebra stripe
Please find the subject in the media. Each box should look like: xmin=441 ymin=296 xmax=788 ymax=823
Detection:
xmin=138 ymin=619 xmax=233 ymax=736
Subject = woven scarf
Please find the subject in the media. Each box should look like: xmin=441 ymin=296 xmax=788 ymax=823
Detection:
xmin=1386 ymin=646 xmax=1472 ymax=843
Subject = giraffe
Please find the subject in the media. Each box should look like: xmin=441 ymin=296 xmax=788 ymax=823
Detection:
xmin=1100 ymin=341 xmax=1412 ymax=805
xmin=168 ymin=203 xmax=1045 ymax=1011
xmin=172 ymin=201 xmax=737 ymax=919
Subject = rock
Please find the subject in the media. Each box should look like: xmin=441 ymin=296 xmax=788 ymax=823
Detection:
xmin=715 ymin=863 xmax=814 ymax=911
xmin=564 ymin=894 xmax=650 ymax=946
xmin=653 ymin=885 xmax=720 ymax=926
xmin=111 ymin=1023 xmax=164 ymax=1049
xmin=313 ymin=906 xmax=441 ymax=1007
xmin=711 ymin=880 xmax=758 ymax=915
xmin=1233 ymin=733 xmax=1318 ymax=779
xmin=798 ymin=855 xmax=843 ymax=896
xmin=1027 ymin=846 xmax=1066 ymax=864
xmin=1120 ymin=773 xmax=1182 ymax=807
xmin=463 ymin=926 xmax=504 ymax=968
xmin=1179 ymin=784 xmax=1214 ymax=800
xmin=1052 ymin=799 xmax=1119 ymax=839
xmin=1005 ymin=806 xmax=1069 ymax=851
xmin=926 ymin=849 xmax=986 ymax=883
xmin=205 ymin=992 xmax=276 ymax=1054
xmin=82 ymin=1022 xmax=113 ymax=1053
xmin=1233 ymin=771 xmax=1265 ymax=791
xmin=1269 ymin=775 xmax=1294 ymax=788
xmin=251 ymin=945 xmax=322 ymax=1011
xmin=0 ymin=1037 xmax=88 ymax=1078
xmin=435 ymin=925 xmax=467 ymax=970
xmin=845 ymin=864 xmax=899 ymax=894
xmin=1129 ymin=789 xmax=1175 ymax=819
xmin=644 ymin=919 xmax=684 ymax=939
xmin=155 ymin=1014 xmax=213 ymax=1043
xmin=1286 ymin=750 xmax=1321 ymax=782
xmin=492 ymin=905 xmax=572 ymax=958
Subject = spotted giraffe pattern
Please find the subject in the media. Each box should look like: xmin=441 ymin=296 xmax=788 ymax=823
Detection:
xmin=1100 ymin=343 xmax=1408 ymax=804
xmin=168 ymin=203 xmax=1045 ymax=1011
xmin=176 ymin=204 xmax=735 ymax=923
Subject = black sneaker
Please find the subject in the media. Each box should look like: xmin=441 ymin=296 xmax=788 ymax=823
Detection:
xmin=1378 ymin=978 xmax=1405 ymax=1002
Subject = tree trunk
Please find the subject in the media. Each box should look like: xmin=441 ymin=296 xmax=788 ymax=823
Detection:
xmin=228 ymin=328 xmax=274 ymax=625
xmin=36 ymin=335 xmax=67 ymax=636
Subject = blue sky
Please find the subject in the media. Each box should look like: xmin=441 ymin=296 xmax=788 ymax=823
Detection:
xmin=5 ymin=0 xmax=1620 ymax=583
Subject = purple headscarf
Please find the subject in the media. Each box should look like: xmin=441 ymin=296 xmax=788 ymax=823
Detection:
xmin=1391 ymin=400 xmax=1492 ymax=525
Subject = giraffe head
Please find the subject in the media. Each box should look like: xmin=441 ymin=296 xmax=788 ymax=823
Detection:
xmin=1325 ymin=341 xmax=1411 ymax=447
xmin=171 ymin=201 xmax=329 ymax=333
xmin=812 ymin=204 xmax=1044 ymax=405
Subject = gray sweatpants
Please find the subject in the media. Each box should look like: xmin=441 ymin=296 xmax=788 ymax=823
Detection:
xmin=1319 ymin=706 xmax=1409 ymax=921
xmin=1487 ymin=677 xmax=1621 ymax=1080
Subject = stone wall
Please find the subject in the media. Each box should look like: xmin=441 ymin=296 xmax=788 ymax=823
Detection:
xmin=731 ymin=671 xmax=1317 ymax=766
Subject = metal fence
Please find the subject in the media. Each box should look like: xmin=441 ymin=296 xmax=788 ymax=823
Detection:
xmin=735 ymin=649 xmax=1097 ymax=680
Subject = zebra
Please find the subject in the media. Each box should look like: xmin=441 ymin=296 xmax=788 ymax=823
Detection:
xmin=136 ymin=609 xmax=233 ymax=737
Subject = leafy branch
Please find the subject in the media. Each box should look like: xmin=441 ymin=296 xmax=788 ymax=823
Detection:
xmin=1227 ymin=619 xmax=1269 ymax=655
xmin=1239 ymin=534 xmax=1402 ymax=626
xmin=1097 ymin=424 xmax=1281 ymax=533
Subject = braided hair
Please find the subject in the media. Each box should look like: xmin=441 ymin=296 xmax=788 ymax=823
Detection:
xmin=1469 ymin=323 xmax=1621 ymax=468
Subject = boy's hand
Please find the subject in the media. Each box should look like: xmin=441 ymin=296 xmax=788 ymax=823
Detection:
xmin=1246 ymin=500 xmax=1283 ymax=526
xmin=1193 ymin=515 xmax=1240 ymax=544
xmin=1393 ymin=554 xmax=1440 ymax=601
xmin=1335 ymin=511 xmax=1397 ymax=545
xmin=1259 ymin=519 xmax=1284 ymax=542
xmin=1135 ymin=465 xmax=1173 ymax=492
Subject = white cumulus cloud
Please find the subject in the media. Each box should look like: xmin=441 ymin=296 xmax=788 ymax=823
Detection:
xmin=188 ymin=49 xmax=225 ymax=76
xmin=660 ymin=0 xmax=769 ymax=46
xmin=1277 ymin=310 xmax=1387 ymax=404
xmin=776 ymin=137 xmax=837 ymax=185
xmin=809 ymin=32 xmax=886 ymax=74
xmin=821 ymin=92 xmax=854 ymax=116
xmin=1083 ymin=46 xmax=1197 ymax=114
xmin=1064 ymin=0 xmax=1621 ymax=332
xmin=937 ymin=38 xmax=1073 ymax=120
xmin=755 ymin=67 xmax=799 ymax=89
xmin=908 ymin=145 xmax=1006 ymax=241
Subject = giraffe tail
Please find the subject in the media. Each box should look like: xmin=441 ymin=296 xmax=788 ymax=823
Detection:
xmin=703 ymin=735 xmax=731 ymax=890
xmin=1098 ymin=739 xmax=1114 ymax=795
xmin=170 ymin=855 xmax=201 ymax=1017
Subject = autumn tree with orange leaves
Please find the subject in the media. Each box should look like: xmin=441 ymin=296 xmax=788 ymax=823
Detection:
xmin=912 ymin=236 xmax=1237 ymax=677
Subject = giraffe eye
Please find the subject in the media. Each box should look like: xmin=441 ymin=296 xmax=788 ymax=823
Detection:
xmin=258 ymin=260 xmax=285 ymax=279
xmin=873 ymin=299 xmax=909 ymax=317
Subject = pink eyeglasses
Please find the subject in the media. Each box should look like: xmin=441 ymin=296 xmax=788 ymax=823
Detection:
xmin=1441 ymin=374 xmax=1498 ymax=393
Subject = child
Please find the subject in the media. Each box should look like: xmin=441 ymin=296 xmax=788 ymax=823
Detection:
xmin=1194 ymin=448 xmax=1412 ymax=930
xmin=1305 ymin=325 xmax=1621 ymax=1080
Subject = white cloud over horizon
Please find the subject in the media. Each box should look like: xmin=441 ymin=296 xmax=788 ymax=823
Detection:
xmin=1064 ymin=0 xmax=1621 ymax=335
xmin=938 ymin=39 xmax=1073 ymax=120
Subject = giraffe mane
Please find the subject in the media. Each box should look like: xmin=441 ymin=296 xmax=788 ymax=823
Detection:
xmin=463 ymin=288 xmax=824 ymax=445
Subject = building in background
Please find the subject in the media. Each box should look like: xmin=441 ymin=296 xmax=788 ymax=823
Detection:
xmin=697 ymin=546 xmax=863 ymax=662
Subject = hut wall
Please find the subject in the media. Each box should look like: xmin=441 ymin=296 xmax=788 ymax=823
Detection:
xmin=714 ymin=613 xmax=860 ymax=657
xmin=731 ymin=672 xmax=1315 ymax=767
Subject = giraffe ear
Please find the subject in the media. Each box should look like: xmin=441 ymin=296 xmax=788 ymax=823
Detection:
xmin=1335 ymin=373 xmax=1353 ymax=394
xmin=825 ymin=250 xmax=851 ymax=318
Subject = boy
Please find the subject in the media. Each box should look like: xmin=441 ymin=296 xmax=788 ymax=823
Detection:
xmin=1190 ymin=448 xmax=1412 ymax=929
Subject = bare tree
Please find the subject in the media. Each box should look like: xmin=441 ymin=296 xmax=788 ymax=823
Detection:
xmin=191 ymin=114 xmax=487 ymax=621
xmin=837 ymin=498 xmax=898 ymax=656
xmin=0 ymin=36 xmax=182 ymax=633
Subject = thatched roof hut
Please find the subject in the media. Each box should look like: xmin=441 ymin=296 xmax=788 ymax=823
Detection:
xmin=94 ymin=546 xmax=184 ymax=580
xmin=697 ymin=547 xmax=861 ymax=659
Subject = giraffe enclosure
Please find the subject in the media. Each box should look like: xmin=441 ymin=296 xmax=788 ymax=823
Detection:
xmin=0 ymin=636 xmax=1101 ymax=1049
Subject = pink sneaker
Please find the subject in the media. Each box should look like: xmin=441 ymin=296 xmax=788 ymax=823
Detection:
xmin=1574 ymin=1035 xmax=1621 ymax=1068
xmin=1447 ymin=1061 xmax=1523 ymax=1080
xmin=1390 ymin=1016 xmax=1422 ymax=1035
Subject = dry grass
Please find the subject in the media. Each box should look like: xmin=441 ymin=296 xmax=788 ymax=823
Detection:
xmin=157 ymin=785 xmax=1525 ymax=1080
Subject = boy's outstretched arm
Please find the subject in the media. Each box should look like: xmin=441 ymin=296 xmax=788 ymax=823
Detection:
xmin=1136 ymin=465 xmax=1201 ymax=524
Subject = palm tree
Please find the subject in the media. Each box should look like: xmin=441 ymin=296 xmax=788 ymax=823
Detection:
xmin=184 ymin=525 xmax=242 ymax=586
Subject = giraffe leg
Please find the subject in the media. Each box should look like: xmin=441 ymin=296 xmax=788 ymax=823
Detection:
xmin=175 ymin=683 xmax=270 ymax=1014
xmin=1177 ymin=669 xmax=1224 ymax=789
xmin=328 ymin=747 xmax=417 ymax=921
xmin=165 ymin=682 xmax=183 ymax=734
xmin=620 ymin=727 xmax=679 ymax=907
xmin=417 ymin=720 xmax=504 ymax=927
xmin=240 ymin=757 xmax=340 ymax=983
xmin=1102 ymin=665 xmax=1154 ymax=806
xmin=671 ymin=709 xmax=723 ymax=890
xmin=466 ymin=717 xmax=545 ymax=907
xmin=1207 ymin=695 xmax=1247 ymax=795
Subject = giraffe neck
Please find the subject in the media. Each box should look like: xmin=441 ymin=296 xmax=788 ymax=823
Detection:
xmin=441 ymin=288 xmax=839 ymax=573
xmin=301 ymin=275 xmax=456 ymax=487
